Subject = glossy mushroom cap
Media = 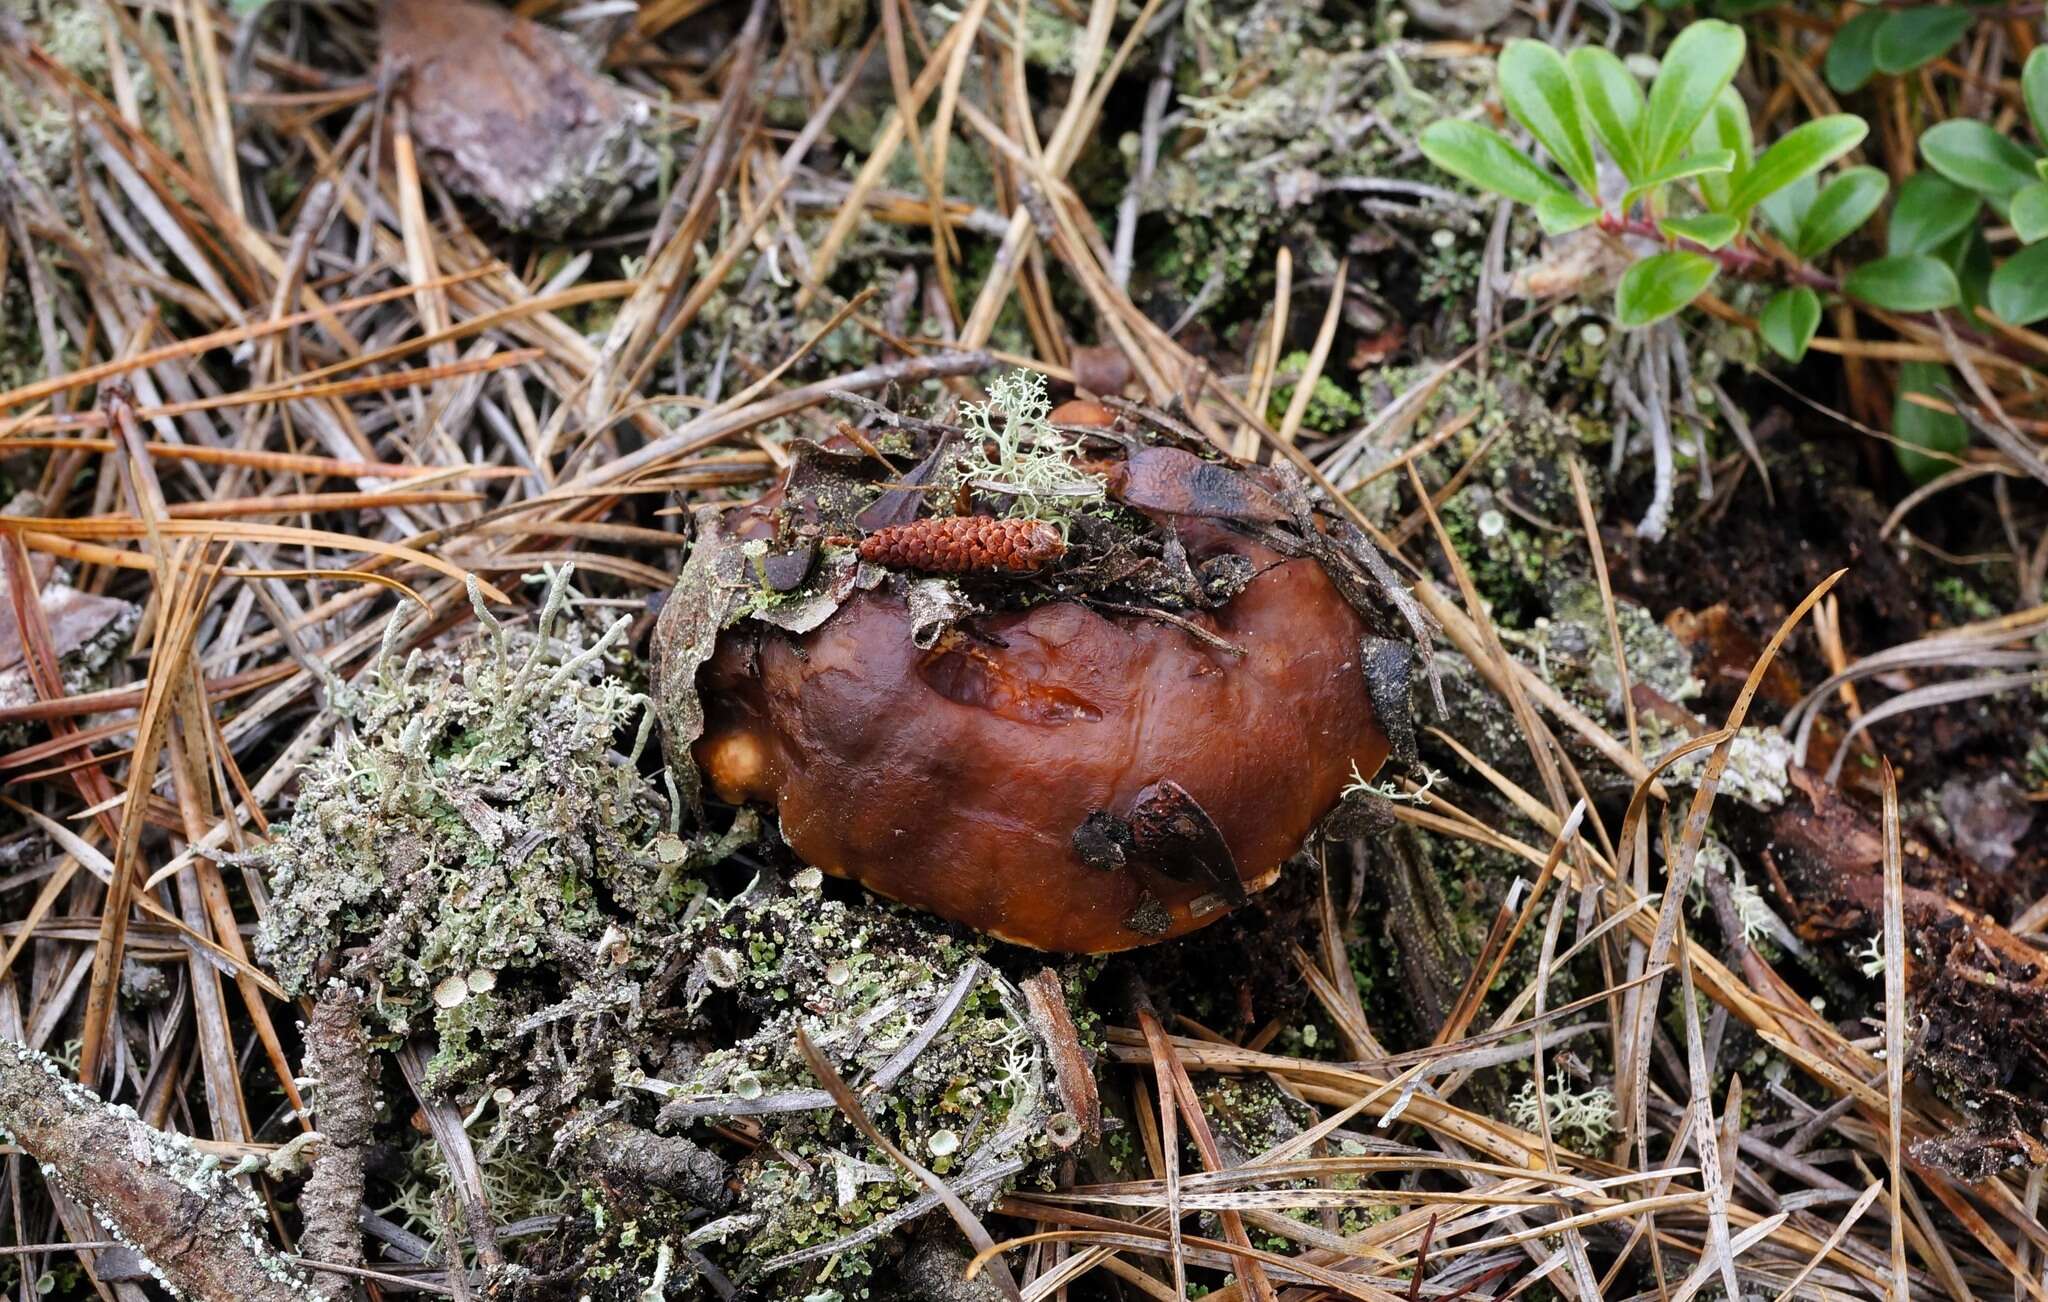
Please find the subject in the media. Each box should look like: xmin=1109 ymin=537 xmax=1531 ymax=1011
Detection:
xmin=694 ymin=518 xmax=1390 ymax=953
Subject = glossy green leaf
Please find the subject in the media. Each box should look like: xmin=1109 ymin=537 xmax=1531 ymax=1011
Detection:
xmin=1499 ymin=41 xmax=1600 ymax=199
xmin=1759 ymin=287 xmax=1822 ymax=361
xmin=1796 ymin=165 xmax=1887 ymax=259
xmin=1759 ymin=174 xmax=1818 ymax=247
xmin=1615 ymin=251 xmax=1719 ymax=327
xmin=1893 ymin=361 xmax=1968 ymax=483
xmin=1887 ymin=173 xmax=1981 ymax=255
xmin=1569 ymin=47 xmax=1647 ymax=182
xmin=1659 ymin=213 xmax=1741 ymax=249
xmin=1643 ymin=20 xmax=1746 ymax=173
xmin=1956 ymin=227 xmax=1995 ymax=317
xmin=1693 ymin=87 xmax=1753 ymax=212
xmin=1622 ymin=148 xmax=1738 ymax=212
xmin=1535 ymin=191 xmax=1602 ymax=234
xmin=1989 ymin=241 xmax=2048 ymax=325
xmin=1727 ymin=116 xmax=1868 ymax=216
xmin=1872 ymin=7 xmax=1975 ymax=75
xmin=1845 ymin=254 xmax=1962 ymax=311
xmin=1825 ymin=8 xmax=1887 ymax=93
xmin=2028 ymin=47 xmax=2048 ymax=146
xmin=1419 ymin=121 xmax=1579 ymax=209
xmin=2012 ymin=182 xmax=2048 ymax=244
xmin=1920 ymin=120 xmax=2040 ymax=199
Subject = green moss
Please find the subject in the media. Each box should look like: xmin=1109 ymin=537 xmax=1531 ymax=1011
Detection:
xmin=1136 ymin=0 xmax=1488 ymax=323
xmin=1266 ymin=352 xmax=1362 ymax=434
xmin=1932 ymin=575 xmax=2001 ymax=624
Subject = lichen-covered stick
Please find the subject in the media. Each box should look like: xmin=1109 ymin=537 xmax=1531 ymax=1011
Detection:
xmin=0 ymin=1038 xmax=317 ymax=1301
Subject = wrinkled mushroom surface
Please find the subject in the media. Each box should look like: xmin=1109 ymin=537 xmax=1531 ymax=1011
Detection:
xmin=659 ymin=392 xmax=1420 ymax=952
xmin=696 ymin=550 xmax=1387 ymax=952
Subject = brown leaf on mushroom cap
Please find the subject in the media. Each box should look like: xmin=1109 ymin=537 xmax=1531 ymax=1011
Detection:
xmin=1106 ymin=446 xmax=1289 ymax=525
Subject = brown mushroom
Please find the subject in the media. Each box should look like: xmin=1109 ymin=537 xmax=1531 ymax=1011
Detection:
xmin=688 ymin=509 xmax=1391 ymax=953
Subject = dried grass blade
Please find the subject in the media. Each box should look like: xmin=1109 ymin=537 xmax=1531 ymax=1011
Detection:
xmin=1276 ymin=261 xmax=1347 ymax=447
xmin=1881 ymin=759 xmax=1908 ymax=1297
xmin=1138 ymin=1009 xmax=1277 ymax=1302
xmin=0 ymin=517 xmax=507 ymax=602
xmin=0 ymin=272 xmax=492 ymax=417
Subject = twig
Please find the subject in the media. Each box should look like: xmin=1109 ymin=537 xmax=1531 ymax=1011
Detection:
xmin=300 ymin=987 xmax=376 ymax=1300
xmin=0 ymin=1038 xmax=314 ymax=1300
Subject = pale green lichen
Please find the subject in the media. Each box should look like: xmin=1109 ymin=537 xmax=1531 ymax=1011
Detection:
xmin=1507 ymin=1066 xmax=1616 ymax=1151
xmin=948 ymin=369 xmax=1108 ymax=529
xmin=1665 ymin=727 xmax=1796 ymax=810
xmin=255 ymin=566 xmax=716 ymax=1097
xmin=1690 ymin=838 xmax=1779 ymax=950
xmin=1503 ymin=578 xmax=1699 ymax=737
xmin=1141 ymin=2 xmax=1484 ymax=319
xmin=633 ymin=872 xmax=1065 ymax=1294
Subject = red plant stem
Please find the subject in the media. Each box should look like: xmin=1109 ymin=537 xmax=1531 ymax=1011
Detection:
xmin=1596 ymin=213 xmax=1839 ymax=291
xmin=1596 ymin=213 xmax=2035 ymax=365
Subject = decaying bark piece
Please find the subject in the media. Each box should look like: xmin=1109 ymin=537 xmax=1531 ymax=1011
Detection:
xmin=1019 ymin=969 xmax=1100 ymax=1148
xmin=566 ymin=1119 xmax=734 ymax=1210
xmin=0 ymin=548 xmax=139 ymax=738
xmin=380 ymin=0 xmax=653 ymax=236
xmin=298 ymin=990 xmax=375 ymax=1300
xmin=1767 ymin=772 xmax=2048 ymax=1180
xmin=0 ymin=1037 xmax=315 ymax=1301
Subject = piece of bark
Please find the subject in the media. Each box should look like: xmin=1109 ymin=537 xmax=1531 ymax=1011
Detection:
xmin=1767 ymin=771 xmax=2048 ymax=1179
xmin=0 ymin=1037 xmax=315 ymax=1301
xmin=570 ymin=1120 xmax=734 ymax=1210
xmin=1020 ymin=969 xmax=1100 ymax=1148
xmin=299 ymin=989 xmax=376 ymax=1300
xmin=0 ymin=563 xmax=138 ymax=732
xmin=380 ymin=0 xmax=653 ymax=236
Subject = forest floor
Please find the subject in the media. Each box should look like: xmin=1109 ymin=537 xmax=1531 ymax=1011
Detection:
xmin=1 ymin=1 xmax=2046 ymax=1300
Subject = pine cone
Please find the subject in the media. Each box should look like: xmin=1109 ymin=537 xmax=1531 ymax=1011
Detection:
xmin=857 ymin=516 xmax=1065 ymax=575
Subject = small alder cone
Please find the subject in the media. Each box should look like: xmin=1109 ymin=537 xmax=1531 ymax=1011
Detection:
xmin=857 ymin=516 xmax=1065 ymax=575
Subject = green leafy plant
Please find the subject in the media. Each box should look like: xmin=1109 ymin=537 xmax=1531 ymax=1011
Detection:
xmin=1420 ymin=20 xmax=1877 ymax=334
xmin=1909 ymin=47 xmax=2048 ymax=324
xmin=1828 ymin=4 xmax=1994 ymax=91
